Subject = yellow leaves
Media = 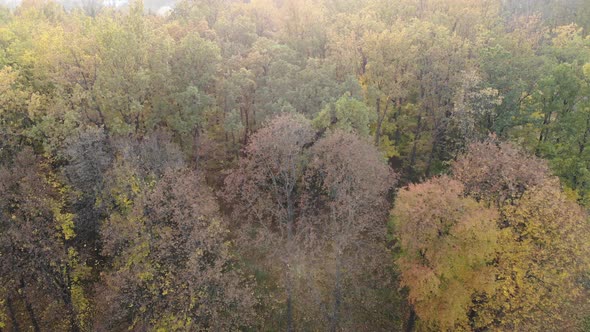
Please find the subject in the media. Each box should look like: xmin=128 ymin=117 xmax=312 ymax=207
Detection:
xmin=66 ymin=247 xmax=93 ymax=330
xmin=139 ymin=271 xmax=154 ymax=282
xmin=0 ymin=26 xmax=16 ymax=44
xmin=42 ymin=166 xmax=77 ymax=240
xmin=126 ymin=236 xmax=151 ymax=270
xmin=396 ymin=147 xmax=590 ymax=329
xmin=206 ymin=218 xmax=227 ymax=237
xmin=107 ymin=167 xmax=142 ymax=214
xmin=154 ymin=314 xmax=191 ymax=332
xmin=378 ymin=136 xmax=399 ymax=159
xmin=393 ymin=176 xmax=500 ymax=330
xmin=26 ymin=91 xmax=44 ymax=119
xmin=513 ymin=266 xmax=525 ymax=289
xmin=0 ymin=297 xmax=6 ymax=329
xmin=475 ymin=181 xmax=590 ymax=330
xmin=530 ymin=110 xmax=545 ymax=120
xmin=563 ymin=185 xmax=580 ymax=202
xmin=55 ymin=208 xmax=76 ymax=240
xmin=70 ymin=269 xmax=92 ymax=330
xmin=193 ymin=248 xmax=204 ymax=259
xmin=552 ymin=24 xmax=583 ymax=47
xmin=584 ymin=63 xmax=590 ymax=80
xmin=18 ymin=48 xmax=36 ymax=68
xmin=0 ymin=66 xmax=18 ymax=93
xmin=130 ymin=176 xmax=141 ymax=195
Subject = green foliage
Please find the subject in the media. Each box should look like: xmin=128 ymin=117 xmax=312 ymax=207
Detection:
xmin=2 ymin=0 xmax=590 ymax=330
xmin=313 ymin=93 xmax=375 ymax=136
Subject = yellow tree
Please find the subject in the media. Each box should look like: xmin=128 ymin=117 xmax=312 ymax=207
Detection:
xmin=392 ymin=176 xmax=499 ymax=331
xmin=394 ymin=140 xmax=590 ymax=330
xmin=453 ymin=141 xmax=590 ymax=331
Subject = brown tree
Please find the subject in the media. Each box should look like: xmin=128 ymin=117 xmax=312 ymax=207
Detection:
xmin=302 ymin=130 xmax=396 ymax=331
xmin=0 ymin=148 xmax=84 ymax=331
xmin=97 ymin=167 xmax=257 ymax=331
xmin=451 ymin=138 xmax=550 ymax=205
xmin=223 ymin=113 xmax=315 ymax=331
xmin=224 ymin=116 xmax=399 ymax=331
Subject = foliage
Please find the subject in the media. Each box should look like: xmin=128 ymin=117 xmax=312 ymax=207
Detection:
xmin=1 ymin=0 xmax=590 ymax=330
xmin=392 ymin=176 xmax=499 ymax=331
xmin=98 ymin=167 xmax=257 ymax=330
xmin=393 ymin=142 xmax=590 ymax=331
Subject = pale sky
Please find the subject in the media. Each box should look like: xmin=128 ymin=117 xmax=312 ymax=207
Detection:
xmin=0 ymin=0 xmax=176 ymax=13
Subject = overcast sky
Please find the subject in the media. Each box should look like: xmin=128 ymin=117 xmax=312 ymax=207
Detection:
xmin=0 ymin=0 xmax=176 ymax=12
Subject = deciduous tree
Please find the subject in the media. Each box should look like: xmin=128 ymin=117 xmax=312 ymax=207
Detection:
xmin=98 ymin=167 xmax=257 ymax=330
xmin=392 ymin=176 xmax=499 ymax=331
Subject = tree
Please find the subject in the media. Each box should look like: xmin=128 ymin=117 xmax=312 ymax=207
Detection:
xmin=447 ymin=70 xmax=502 ymax=153
xmin=452 ymin=141 xmax=590 ymax=331
xmin=0 ymin=148 xmax=88 ymax=331
xmin=225 ymin=115 xmax=399 ymax=330
xmin=224 ymin=113 xmax=315 ymax=331
xmin=394 ymin=140 xmax=590 ymax=330
xmin=392 ymin=176 xmax=499 ymax=331
xmin=471 ymin=179 xmax=590 ymax=331
xmin=279 ymin=0 xmax=328 ymax=58
xmin=62 ymin=126 xmax=113 ymax=256
xmin=164 ymin=31 xmax=220 ymax=147
xmin=312 ymin=93 xmax=375 ymax=137
xmin=360 ymin=18 xmax=469 ymax=179
xmin=90 ymin=2 xmax=173 ymax=136
xmin=451 ymin=139 xmax=550 ymax=204
xmin=98 ymin=167 xmax=257 ymax=330
xmin=4 ymin=0 xmax=590 ymax=330
xmin=0 ymin=66 xmax=33 ymax=162
xmin=302 ymin=130 xmax=396 ymax=331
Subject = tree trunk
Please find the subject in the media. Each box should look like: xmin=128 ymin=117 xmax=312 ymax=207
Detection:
xmin=374 ymin=97 xmax=382 ymax=146
xmin=536 ymin=112 xmax=551 ymax=156
xmin=425 ymin=139 xmax=437 ymax=178
xmin=20 ymin=279 xmax=40 ymax=332
xmin=330 ymin=254 xmax=342 ymax=332
xmin=61 ymin=259 xmax=80 ymax=332
xmin=286 ymin=268 xmax=294 ymax=332
xmin=6 ymin=296 xmax=20 ymax=332
xmin=287 ymin=193 xmax=294 ymax=241
xmin=405 ymin=308 xmax=416 ymax=332
xmin=394 ymin=98 xmax=403 ymax=145
xmin=374 ymin=98 xmax=388 ymax=147
xmin=193 ymin=127 xmax=201 ymax=170
xmin=286 ymin=193 xmax=295 ymax=332
xmin=65 ymin=295 xmax=80 ymax=332
xmin=244 ymin=106 xmax=251 ymax=145
xmin=579 ymin=114 xmax=590 ymax=155
xmin=408 ymin=114 xmax=423 ymax=178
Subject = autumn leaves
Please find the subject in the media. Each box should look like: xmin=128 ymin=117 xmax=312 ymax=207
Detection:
xmin=224 ymin=114 xmax=396 ymax=330
xmin=392 ymin=140 xmax=590 ymax=331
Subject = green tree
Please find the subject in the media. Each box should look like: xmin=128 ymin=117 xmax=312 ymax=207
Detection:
xmin=312 ymin=93 xmax=375 ymax=137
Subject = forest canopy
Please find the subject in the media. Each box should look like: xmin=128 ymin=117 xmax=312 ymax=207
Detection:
xmin=0 ymin=0 xmax=590 ymax=331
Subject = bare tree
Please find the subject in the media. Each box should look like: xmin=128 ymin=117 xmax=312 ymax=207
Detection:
xmin=224 ymin=117 xmax=398 ymax=330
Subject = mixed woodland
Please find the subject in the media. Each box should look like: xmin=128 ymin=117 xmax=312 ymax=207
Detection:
xmin=1 ymin=0 xmax=590 ymax=330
